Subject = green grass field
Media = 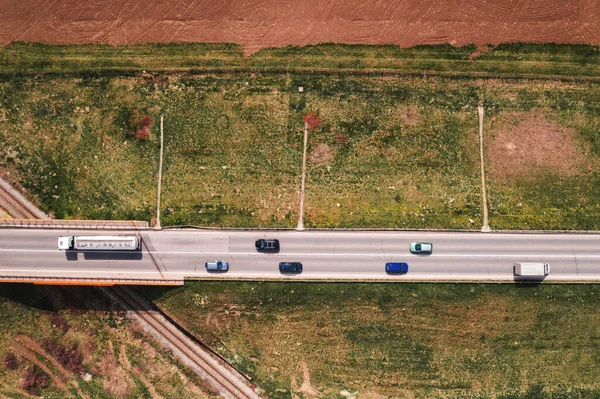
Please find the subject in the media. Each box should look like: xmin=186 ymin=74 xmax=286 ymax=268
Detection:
xmin=1 ymin=43 xmax=600 ymax=229
xmin=2 ymin=42 xmax=600 ymax=78
xmin=147 ymin=281 xmax=600 ymax=398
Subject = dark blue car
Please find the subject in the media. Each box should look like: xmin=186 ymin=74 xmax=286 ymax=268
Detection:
xmin=279 ymin=262 xmax=303 ymax=274
xmin=386 ymin=262 xmax=409 ymax=274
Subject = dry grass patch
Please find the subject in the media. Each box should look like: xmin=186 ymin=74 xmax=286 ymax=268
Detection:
xmin=310 ymin=143 xmax=333 ymax=166
xmin=488 ymin=111 xmax=590 ymax=179
xmin=100 ymin=341 xmax=134 ymax=398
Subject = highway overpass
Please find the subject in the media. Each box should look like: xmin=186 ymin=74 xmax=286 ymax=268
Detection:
xmin=1 ymin=228 xmax=599 ymax=285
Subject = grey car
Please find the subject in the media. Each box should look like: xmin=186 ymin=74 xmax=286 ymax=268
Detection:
xmin=205 ymin=260 xmax=229 ymax=272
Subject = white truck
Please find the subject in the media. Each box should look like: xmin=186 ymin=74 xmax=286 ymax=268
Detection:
xmin=58 ymin=235 xmax=142 ymax=251
xmin=514 ymin=262 xmax=550 ymax=277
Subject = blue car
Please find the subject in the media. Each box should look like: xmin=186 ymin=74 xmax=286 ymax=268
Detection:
xmin=386 ymin=262 xmax=409 ymax=274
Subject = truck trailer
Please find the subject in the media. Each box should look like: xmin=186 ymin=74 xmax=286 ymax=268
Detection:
xmin=58 ymin=235 xmax=142 ymax=251
xmin=514 ymin=262 xmax=550 ymax=277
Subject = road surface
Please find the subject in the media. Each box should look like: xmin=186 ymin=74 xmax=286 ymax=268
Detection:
xmin=0 ymin=229 xmax=599 ymax=284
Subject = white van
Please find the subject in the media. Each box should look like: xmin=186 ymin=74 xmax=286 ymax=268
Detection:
xmin=514 ymin=262 xmax=549 ymax=277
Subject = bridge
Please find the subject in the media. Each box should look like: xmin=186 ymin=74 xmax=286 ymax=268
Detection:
xmin=1 ymin=228 xmax=599 ymax=285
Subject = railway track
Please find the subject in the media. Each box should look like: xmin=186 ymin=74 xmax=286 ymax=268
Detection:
xmin=102 ymin=286 xmax=260 ymax=399
xmin=0 ymin=179 xmax=39 ymax=219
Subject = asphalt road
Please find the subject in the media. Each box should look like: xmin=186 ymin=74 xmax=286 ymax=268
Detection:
xmin=0 ymin=228 xmax=599 ymax=284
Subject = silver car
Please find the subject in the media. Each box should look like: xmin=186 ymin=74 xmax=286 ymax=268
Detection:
xmin=409 ymin=242 xmax=433 ymax=254
xmin=205 ymin=260 xmax=229 ymax=272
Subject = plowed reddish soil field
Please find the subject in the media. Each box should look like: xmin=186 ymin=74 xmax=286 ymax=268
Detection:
xmin=0 ymin=0 xmax=599 ymax=54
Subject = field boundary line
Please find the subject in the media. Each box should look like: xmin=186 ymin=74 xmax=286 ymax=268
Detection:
xmin=3 ymin=67 xmax=600 ymax=83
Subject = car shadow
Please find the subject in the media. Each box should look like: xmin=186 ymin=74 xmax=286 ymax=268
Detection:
xmin=513 ymin=278 xmax=547 ymax=286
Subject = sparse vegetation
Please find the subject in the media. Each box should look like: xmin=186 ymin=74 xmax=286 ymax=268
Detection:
xmin=149 ymin=281 xmax=600 ymax=398
xmin=0 ymin=285 xmax=216 ymax=398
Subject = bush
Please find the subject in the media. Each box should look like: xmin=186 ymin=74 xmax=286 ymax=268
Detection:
xmin=129 ymin=112 xmax=153 ymax=141
xmin=303 ymin=112 xmax=321 ymax=129
xmin=3 ymin=352 xmax=18 ymax=370
xmin=42 ymin=340 xmax=83 ymax=373
xmin=49 ymin=312 xmax=69 ymax=333
xmin=20 ymin=365 xmax=49 ymax=395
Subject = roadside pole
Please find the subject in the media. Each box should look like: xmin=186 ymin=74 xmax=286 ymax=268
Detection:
xmin=297 ymin=122 xmax=308 ymax=230
xmin=478 ymin=106 xmax=491 ymax=232
xmin=155 ymin=115 xmax=164 ymax=230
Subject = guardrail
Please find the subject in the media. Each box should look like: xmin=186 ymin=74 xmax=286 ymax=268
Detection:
xmin=0 ymin=275 xmax=182 ymax=285
xmin=0 ymin=219 xmax=149 ymax=229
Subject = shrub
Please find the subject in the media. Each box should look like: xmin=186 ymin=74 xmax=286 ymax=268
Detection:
xmin=49 ymin=312 xmax=69 ymax=333
xmin=129 ymin=112 xmax=153 ymax=141
xmin=20 ymin=365 xmax=49 ymax=395
xmin=42 ymin=340 xmax=83 ymax=373
xmin=3 ymin=352 xmax=18 ymax=370
xmin=303 ymin=112 xmax=321 ymax=129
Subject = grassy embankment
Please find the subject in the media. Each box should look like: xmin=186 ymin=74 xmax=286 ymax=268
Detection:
xmin=148 ymin=281 xmax=600 ymax=398
xmin=0 ymin=284 xmax=216 ymax=398
xmin=1 ymin=42 xmax=600 ymax=78
xmin=0 ymin=42 xmax=599 ymax=229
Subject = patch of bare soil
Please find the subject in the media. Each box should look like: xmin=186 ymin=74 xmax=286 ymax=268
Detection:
xmin=298 ymin=362 xmax=320 ymax=397
xmin=310 ymin=143 xmax=333 ymax=166
xmin=0 ymin=0 xmax=598 ymax=53
xmin=487 ymin=112 xmax=590 ymax=179
xmin=290 ymin=362 xmax=319 ymax=398
xmin=0 ymin=207 xmax=11 ymax=219
xmin=401 ymin=106 xmax=420 ymax=126
xmin=469 ymin=44 xmax=494 ymax=60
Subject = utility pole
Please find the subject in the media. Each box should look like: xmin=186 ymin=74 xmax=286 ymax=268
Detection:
xmin=297 ymin=122 xmax=308 ymax=230
xmin=155 ymin=115 xmax=164 ymax=230
xmin=478 ymin=106 xmax=490 ymax=232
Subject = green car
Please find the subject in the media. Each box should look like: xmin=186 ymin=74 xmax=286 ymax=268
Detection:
xmin=410 ymin=242 xmax=433 ymax=254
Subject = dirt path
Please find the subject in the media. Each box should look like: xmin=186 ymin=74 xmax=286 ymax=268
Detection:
xmin=12 ymin=342 xmax=69 ymax=392
xmin=0 ymin=0 xmax=598 ymax=53
xmin=14 ymin=335 xmax=89 ymax=399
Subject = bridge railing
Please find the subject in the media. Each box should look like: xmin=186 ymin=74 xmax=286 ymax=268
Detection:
xmin=0 ymin=219 xmax=149 ymax=229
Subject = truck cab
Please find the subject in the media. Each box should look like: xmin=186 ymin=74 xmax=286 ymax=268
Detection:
xmin=57 ymin=236 xmax=73 ymax=250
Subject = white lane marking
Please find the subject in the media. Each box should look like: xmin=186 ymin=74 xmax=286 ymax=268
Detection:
xmin=1 ymin=248 xmax=600 ymax=258
xmin=171 ymin=253 xmax=600 ymax=258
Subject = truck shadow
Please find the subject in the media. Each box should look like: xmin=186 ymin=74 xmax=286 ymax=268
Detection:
xmin=64 ymin=251 xmax=143 ymax=261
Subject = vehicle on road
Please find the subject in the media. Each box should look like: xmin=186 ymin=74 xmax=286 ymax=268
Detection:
xmin=386 ymin=262 xmax=409 ymax=274
xmin=255 ymin=239 xmax=280 ymax=252
xmin=58 ymin=235 xmax=142 ymax=251
xmin=205 ymin=260 xmax=229 ymax=272
xmin=514 ymin=262 xmax=549 ymax=277
xmin=279 ymin=262 xmax=302 ymax=274
xmin=410 ymin=242 xmax=432 ymax=254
